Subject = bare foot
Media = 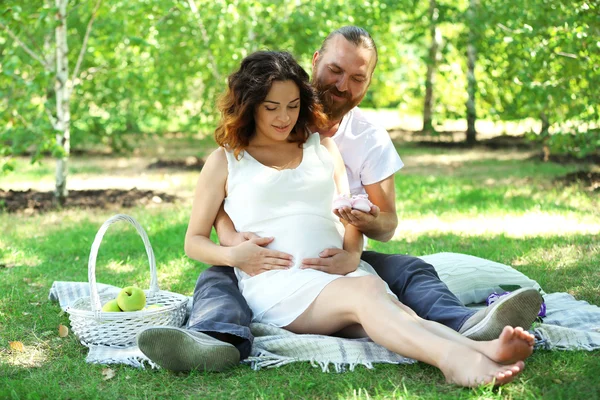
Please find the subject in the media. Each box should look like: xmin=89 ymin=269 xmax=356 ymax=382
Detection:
xmin=482 ymin=326 xmax=535 ymax=364
xmin=440 ymin=345 xmax=525 ymax=387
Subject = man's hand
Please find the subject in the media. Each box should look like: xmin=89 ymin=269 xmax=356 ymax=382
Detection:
xmin=334 ymin=204 xmax=380 ymax=231
xmin=229 ymin=236 xmax=293 ymax=276
xmin=301 ymin=248 xmax=360 ymax=275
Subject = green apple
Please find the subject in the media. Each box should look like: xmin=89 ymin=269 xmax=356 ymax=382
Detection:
xmin=101 ymin=299 xmax=122 ymax=312
xmin=116 ymin=286 xmax=146 ymax=311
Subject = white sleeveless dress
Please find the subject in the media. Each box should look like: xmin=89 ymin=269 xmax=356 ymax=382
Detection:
xmin=223 ymin=133 xmax=393 ymax=327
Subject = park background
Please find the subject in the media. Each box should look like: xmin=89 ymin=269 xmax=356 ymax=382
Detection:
xmin=1 ymin=0 xmax=599 ymax=399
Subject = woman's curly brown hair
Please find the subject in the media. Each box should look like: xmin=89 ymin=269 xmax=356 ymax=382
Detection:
xmin=215 ymin=51 xmax=328 ymax=159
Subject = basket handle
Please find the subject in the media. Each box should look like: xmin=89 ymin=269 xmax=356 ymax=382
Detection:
xmin=88 ymin=214 xmax=159 ymax=313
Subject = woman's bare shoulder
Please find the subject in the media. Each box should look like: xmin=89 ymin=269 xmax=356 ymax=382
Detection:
xmin=203 ymin=147 xmax=228 ymax=170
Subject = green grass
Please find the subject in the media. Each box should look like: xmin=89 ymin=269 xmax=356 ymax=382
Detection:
xmin=0 ymin=140 xmax=599 ymax=399
xmin=2 ymin=158 xmax=105 ymax=183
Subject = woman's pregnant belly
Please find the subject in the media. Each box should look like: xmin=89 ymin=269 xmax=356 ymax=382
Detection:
xmin=233 ymin=214 xmax=345 ymax=316
xmin=240 ymin=213 xmax=344 ymax=270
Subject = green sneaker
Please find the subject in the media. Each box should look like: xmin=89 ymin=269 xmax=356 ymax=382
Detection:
xmin=459 ymin=287 xmax=543 ymax=341
xmin=137 ymin=326 xmax=240 ymax=372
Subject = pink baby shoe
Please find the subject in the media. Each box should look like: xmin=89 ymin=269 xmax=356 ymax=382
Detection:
xmin=350 ymin=194 xmax=373 ymax=212
xmin=332 ymin=194 xmax=352 ymax=211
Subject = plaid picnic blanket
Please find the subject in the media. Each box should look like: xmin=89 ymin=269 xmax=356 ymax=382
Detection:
xmin=48 ymin=281 xmax=600 ymax=371
xmin=48 ymin=281 xmax=413 ymax=370
xmin=533 ymin=293 xmax=600 ymax=351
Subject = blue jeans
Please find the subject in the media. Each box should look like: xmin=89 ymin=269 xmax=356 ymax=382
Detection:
xmin=186 ymin=252 xmax=476 ymax=360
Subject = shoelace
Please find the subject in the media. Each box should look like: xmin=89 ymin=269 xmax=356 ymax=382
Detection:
xmin=486 ymin=291 xmax=547 ymax=317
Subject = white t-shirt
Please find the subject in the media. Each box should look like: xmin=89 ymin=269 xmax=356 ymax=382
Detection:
xmin=331 ymin=107 xmax=404 ymax=195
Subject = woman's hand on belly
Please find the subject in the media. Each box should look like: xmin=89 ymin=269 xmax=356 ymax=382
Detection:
xmin=229 ymin=235 xmax=294 ymax=276
xmin=300 ymin=248 xmax=361 ymax=275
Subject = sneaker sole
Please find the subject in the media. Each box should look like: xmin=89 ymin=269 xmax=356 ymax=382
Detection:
xmin=462 ymin=288 xmax=543 ymax=341
xmin=137 ymin=327 xmax=240 ymax=372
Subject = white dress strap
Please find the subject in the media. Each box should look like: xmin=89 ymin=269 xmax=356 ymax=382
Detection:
xmin=223 ymin=147 xmax=239 ymax=168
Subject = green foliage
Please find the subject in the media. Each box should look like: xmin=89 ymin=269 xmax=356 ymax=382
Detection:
xmin=476 ymin=0 xmax=599 ymax=156
xmin=527 ymin=129 xmax=600 ymax=159
xmin=1 ymin=0 xmax=597 ymax=166
xmin=1 ymin=2 xmax=56 ymax=170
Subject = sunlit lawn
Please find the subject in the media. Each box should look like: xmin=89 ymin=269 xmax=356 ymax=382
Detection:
xmin=1 ymin=136 xmax=599 ymax=399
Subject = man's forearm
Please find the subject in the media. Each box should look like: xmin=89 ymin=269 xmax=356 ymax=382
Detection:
xmin=361 ymin=211 xmax=398 ymax=242
xmin=184 ymin=234 xmax=236 ymax=267
xmin=214 ymin=203 xmax=240 ymax=246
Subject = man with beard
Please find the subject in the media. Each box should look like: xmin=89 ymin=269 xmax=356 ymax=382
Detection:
xmin=136 ymin=26 xmax=543 ymax=373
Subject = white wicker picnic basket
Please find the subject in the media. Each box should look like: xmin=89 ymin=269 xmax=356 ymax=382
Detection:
xmin=66 ymin=214 xmax=188 ymax=348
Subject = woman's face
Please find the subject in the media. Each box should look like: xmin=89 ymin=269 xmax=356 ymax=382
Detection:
xmin=254 ymin=80 xmax=301 ymax=143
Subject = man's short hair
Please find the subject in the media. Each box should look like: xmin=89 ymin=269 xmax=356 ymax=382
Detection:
xmin=319 ymin=26 xmax=378 ymax=69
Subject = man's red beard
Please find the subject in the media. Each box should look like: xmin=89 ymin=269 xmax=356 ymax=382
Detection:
xmin=313 ymin=80 xmax=360 ymax=122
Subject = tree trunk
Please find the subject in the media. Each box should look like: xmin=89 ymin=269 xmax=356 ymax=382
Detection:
xmin=540 ymin=112 xmax=550 ymax=136
xmin=422 ymin=0 xmax=441 ymax=135
xmin=54 ymin=0 xmax=70 ymax=205
xmin=540 ymin=112 xmax=551 ymax=161
xmin=465 ymin=0 xmax=478 ymax=145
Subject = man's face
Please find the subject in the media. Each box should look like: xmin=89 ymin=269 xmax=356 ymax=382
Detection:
xmin=312 ymin=35 xmax=376 ymax=123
